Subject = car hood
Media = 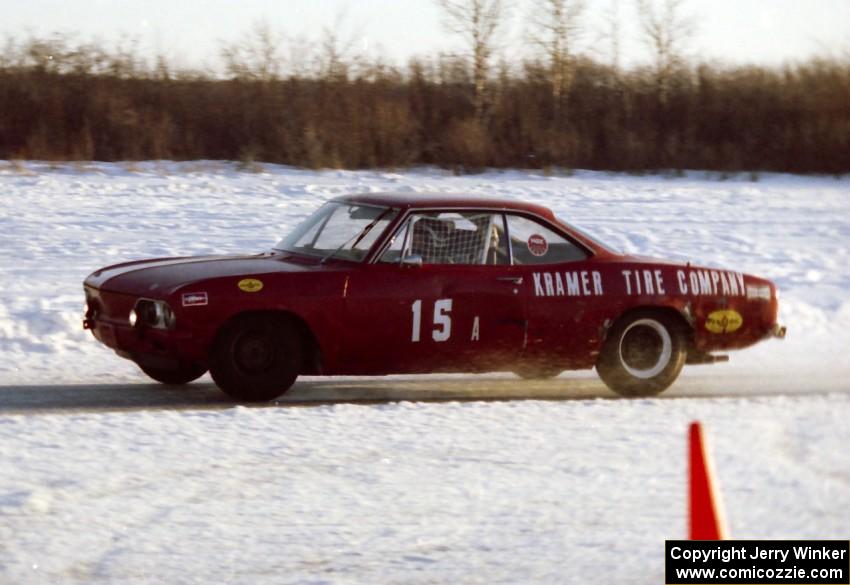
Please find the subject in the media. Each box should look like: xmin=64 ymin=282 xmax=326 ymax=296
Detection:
xmin=85 ymin=253 xmax=319 ymax=295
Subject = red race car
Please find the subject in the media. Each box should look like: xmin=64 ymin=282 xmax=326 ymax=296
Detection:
xmin=83 ymin=193 xmax=785 ymax=401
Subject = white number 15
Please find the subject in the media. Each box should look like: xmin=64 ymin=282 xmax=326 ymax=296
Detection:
xmin=411 ymin=299 xmax=452 ymax=342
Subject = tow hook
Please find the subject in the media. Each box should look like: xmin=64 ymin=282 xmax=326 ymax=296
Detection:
xmin=771 ymin=324 xmax=787 ymax=339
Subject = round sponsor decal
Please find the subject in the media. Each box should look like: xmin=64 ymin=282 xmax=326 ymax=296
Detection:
xmin=237 ymin=278 xmax=264 ymax=293
xmin=705 ymin=309 xmax=743 ymax=334
xmin=527 ymin=234 xmax=548 ymax=257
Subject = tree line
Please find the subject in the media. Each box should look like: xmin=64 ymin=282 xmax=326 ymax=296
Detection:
xmin=0 ymin=0 xmax=848 ymax=173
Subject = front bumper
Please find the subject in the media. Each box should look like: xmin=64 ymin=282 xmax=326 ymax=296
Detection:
xmin=84 ymin=317 xmax=207 ymax=364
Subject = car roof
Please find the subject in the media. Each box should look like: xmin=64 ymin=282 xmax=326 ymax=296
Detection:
xmin=336 ymin=192 xmax=557 ymax=221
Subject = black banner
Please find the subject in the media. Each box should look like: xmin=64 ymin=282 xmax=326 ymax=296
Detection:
xmin=666 ymin=540 xmax=849 ymax=584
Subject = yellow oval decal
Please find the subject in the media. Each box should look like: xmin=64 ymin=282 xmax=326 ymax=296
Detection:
xmin=237 ymin=278 xmax=264 ymax=293
xmin=705 ymin=309 xmax=743 ymax=334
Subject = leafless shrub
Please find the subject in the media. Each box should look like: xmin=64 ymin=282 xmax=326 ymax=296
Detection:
xmin=0 ymin=25 xmax=847 ymax=174
xmin=221 ymin=21 xmax=285 ymax=82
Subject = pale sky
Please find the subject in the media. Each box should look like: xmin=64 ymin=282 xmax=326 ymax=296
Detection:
xmin=1 ymin=0 xmax=848 ymax=71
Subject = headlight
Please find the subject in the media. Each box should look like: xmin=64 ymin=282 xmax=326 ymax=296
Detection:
xmin=133 ymin=299 xmax=176 ymax=330
xmin=162 ymin=304 xmax=176 ymax=329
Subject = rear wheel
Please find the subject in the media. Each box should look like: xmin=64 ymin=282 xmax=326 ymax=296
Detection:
xmin=138 ymin=362 xmax=207 ymax=385
xmin=596 ymin=310 xmax=687 ymax=397
xmin=209 ymin=314 xmax=302 ymax=402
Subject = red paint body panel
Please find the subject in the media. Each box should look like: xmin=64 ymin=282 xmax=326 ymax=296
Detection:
xmin=83 ymin=193 xmax=782 ymax=376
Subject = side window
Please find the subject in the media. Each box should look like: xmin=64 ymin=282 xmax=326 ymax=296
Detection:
xmin=379 ymin=211 xmax=509 ymax=265
xmin=507 ymin=215 xmax=588 ymax=265
xmin=379 ymin=218 xmax=411 ymax=264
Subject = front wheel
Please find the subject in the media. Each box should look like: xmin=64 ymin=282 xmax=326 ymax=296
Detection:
xmin=596 ymin=311 xmax=687 ymax=397
xmin=209 ymin=314 xmax=302 ymax=402
xmin=139 ymin=362 xmax=207 ymax=385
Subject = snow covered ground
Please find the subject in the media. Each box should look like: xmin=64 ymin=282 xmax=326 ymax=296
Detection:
xmin=2 ymin=394 xmax=848 ymax=584
xmin=1 ymin=161 xmax=848 ymax=583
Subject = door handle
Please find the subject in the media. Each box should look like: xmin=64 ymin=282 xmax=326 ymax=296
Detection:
xmin=496 ymin=276 xmax=523 ymax=285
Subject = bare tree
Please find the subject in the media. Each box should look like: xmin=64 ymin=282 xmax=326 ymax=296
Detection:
xmin=317 ymin=27 xmax=357 ymax=81
xmin=22 ymin=34 xmax=70 ymax=74
xmin=221 ymin=21 xmax=284 ymax=82
xmin=529 ymin=0 xmax=584 ymax=118
xmin=314 ymin=9 xmax=367 ymax=82
xmin=286 ymin=34 xmax=315 ymax=79
xmin=435 ymin=0 xmax=505 ymax=119
xmin=603 ymin=0 xmax=622 ymax=73
xmin=106 ymin=35 xmax=143 ymax=78
xmin=636 ymin=0 xmax=695 ymax=105
xmin=0 ymin=35 xmax=24 ymax=72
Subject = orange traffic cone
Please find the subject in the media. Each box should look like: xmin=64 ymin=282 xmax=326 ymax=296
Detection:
xmin=689 ymin=421 xmax=729 ymax=540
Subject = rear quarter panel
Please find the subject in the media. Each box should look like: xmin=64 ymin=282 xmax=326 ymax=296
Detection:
xmin=598 ymin=259 xmax=778 ymax=352
xmin=527 ymin=257 xmax=777 ymax=366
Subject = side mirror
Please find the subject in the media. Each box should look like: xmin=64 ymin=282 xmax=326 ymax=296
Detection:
xmin=401 ymin=254 xmax=423 ymax=268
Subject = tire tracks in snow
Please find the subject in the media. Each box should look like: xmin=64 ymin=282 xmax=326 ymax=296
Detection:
xmin=0 ymin=375 xmax=847 ymax=416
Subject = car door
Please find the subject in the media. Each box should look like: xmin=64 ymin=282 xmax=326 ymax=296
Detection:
xmin=341 ymin=210 xmax=527 ymax=374
xmin=504 ymin=213 xmax=605 ymax=369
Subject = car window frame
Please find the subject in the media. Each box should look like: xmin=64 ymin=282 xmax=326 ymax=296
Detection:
xmin=375 ymin=211 xmax=507 ymax=266
xmin=275 ymin=201 xmax=399 ymax=264
xmin=503 ymin=211 xmax=591 ymax=266
xmin=370 ymin=207 xmax=594 ymax=267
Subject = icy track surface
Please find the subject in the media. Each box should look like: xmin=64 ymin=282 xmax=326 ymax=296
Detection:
xmin=1 ymin=161 xmax=849 ymax=583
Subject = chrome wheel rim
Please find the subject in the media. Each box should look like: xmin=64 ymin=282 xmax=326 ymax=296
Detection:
xmin=618 ymin=318 xmax=672 ymax=380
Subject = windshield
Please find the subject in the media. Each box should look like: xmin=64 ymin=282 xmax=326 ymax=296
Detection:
xmin=275 ymin=202 xmax=398 ymax=262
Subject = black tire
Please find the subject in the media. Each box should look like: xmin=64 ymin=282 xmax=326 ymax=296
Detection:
xmin=138 ymin=362 xmax=207 ymax=385
xmin=596 ymin=310 xmax=687 ymax=397
xmin=209 ymin=314 xmax=302 ymax=402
